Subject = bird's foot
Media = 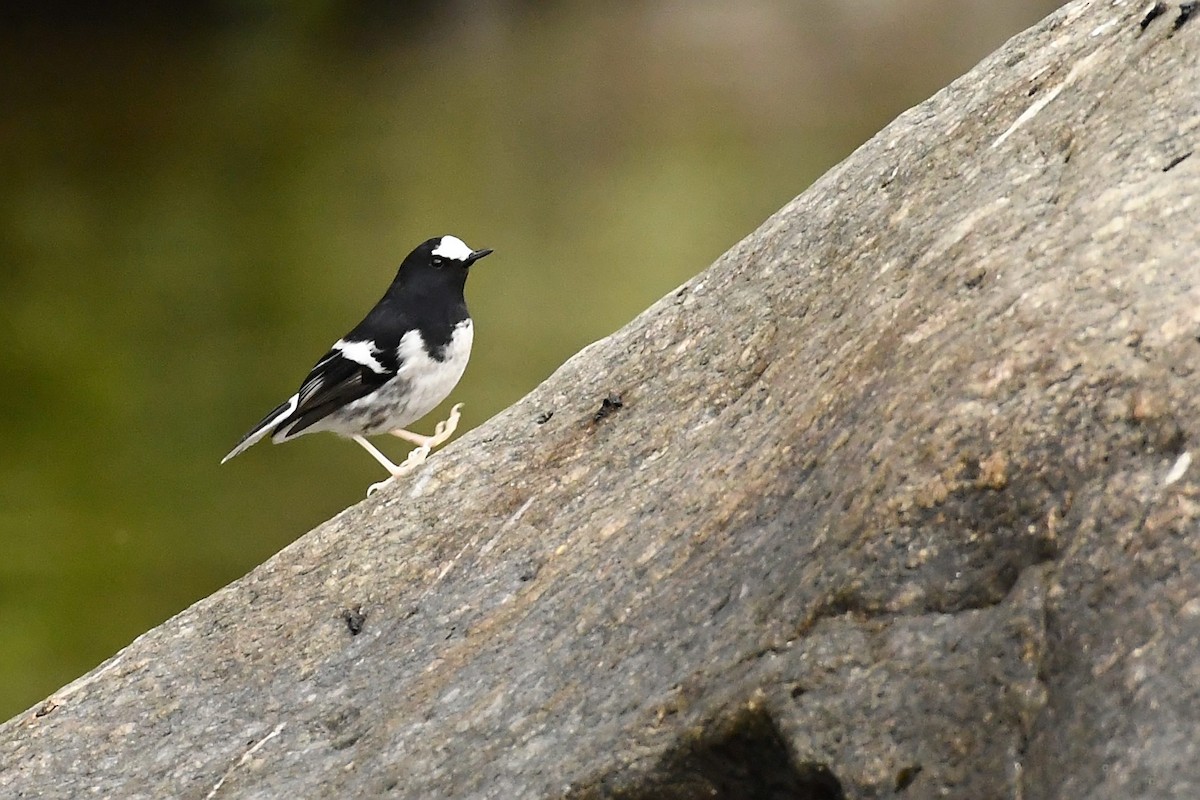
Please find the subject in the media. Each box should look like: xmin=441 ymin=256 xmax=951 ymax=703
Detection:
xmin=366 ymin=444 xmax=431 ymax=496
xmin=389 ymin=402 xmax=464 ymax=450
xmin=428 ymin=402 xmax=464 ymax=448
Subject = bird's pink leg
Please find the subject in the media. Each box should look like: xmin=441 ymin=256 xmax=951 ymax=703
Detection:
xmin=353 ymin=435 xmax=429 ymax=496
xmin=389 ymin=402 xmax=463 ymax=450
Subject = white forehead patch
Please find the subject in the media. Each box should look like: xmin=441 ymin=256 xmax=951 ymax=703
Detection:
xmin=431 ymin=235 xmax=473 ymax=261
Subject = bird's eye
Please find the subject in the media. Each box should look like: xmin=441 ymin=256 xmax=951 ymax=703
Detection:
xmin=432 ymin=256 xmax=443 ymax=266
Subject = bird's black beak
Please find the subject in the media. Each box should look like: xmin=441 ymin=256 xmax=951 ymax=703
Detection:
xmin=466 ymin=248 xmax=493 ymax=265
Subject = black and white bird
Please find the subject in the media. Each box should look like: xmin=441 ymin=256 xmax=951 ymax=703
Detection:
xmin=222 ymin=234 xmax=492 ymax=494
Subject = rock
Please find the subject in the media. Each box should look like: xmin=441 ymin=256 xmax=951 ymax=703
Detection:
xmin=4 ymin=1 xmax=1200 ymax=798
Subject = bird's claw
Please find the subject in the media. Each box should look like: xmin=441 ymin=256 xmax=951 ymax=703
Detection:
xmin=366 ymin=404 xmax=462 ymax=496
xmin=386 ymin=403 xmax=464 ymax=450
xmin=428 ymin=403 xmax=463 ymax=448
xmin=365 ymin=444 xmax=431 ymax=497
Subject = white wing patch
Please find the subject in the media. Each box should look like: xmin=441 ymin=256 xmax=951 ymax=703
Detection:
xmin=431 ymin=235 xmax=473 ymax=261
xmin=333 ymin=339 xmax=387 ymax=374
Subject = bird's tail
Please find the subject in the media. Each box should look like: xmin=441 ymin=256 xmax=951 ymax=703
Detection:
xmin=220 ymin=394 xmax=299 ymax=464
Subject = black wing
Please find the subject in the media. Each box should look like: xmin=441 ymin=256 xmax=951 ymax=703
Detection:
xmin=276 ymin=347 xmax=394 ymax=439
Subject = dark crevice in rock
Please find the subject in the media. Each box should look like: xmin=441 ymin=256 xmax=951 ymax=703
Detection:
xmin=584 ymin=707 xmax=843 ymax=800
xmin=893 ymin=763 xmax=923 ymax=792
xmin=1162 ymin=150 xmax=1192 ymax=171
xmin=592 ymin=394 xmax=625 ymax=424
xmin=342 ymin=606 xmax=366 ymax=636
xmin=1139 ymin=1 xmax=1166 ymax=31
xmin=1174 ymin=1 xmax=1197 ymax=31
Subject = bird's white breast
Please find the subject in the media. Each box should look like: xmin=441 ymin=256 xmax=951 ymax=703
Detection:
xmin=390 ymin=319 xmax=474 ymax=424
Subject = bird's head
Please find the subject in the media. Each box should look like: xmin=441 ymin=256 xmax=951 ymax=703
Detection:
xmin=424 ymin=235 xmax=492 ymax=270
xmin=395 ymin=235 xmax=492 ymax=295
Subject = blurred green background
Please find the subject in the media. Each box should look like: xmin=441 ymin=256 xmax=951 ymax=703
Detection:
xmin=0 ymin=0 xmax=1062 ymax=720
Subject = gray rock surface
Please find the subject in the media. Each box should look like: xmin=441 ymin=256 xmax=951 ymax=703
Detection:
xmin=4 ymin=2 xmax=1200 ymax=798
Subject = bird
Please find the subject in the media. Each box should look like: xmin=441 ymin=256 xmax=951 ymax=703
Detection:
xmin=221 ymin=234 xmax=492 ymax=494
